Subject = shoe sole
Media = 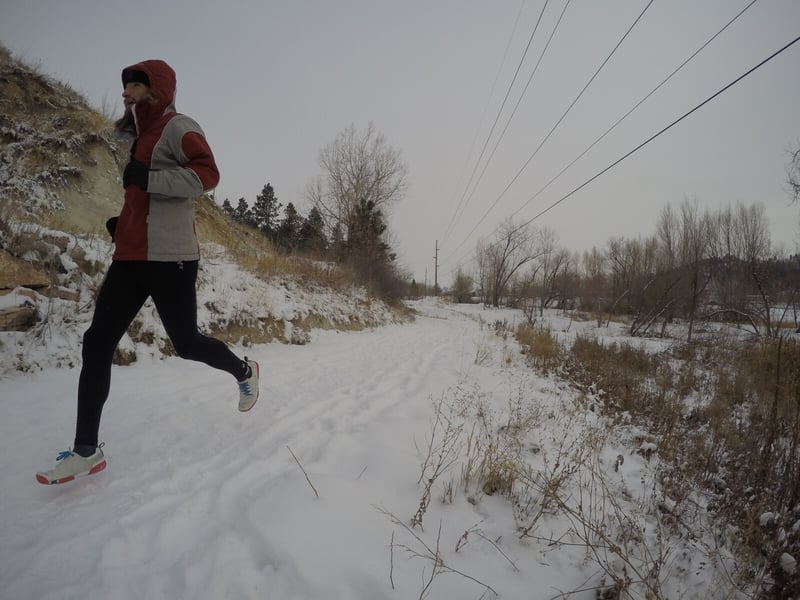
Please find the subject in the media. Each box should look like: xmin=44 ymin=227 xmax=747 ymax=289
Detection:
xmin=35 ymin=459 xmax=107 ymax=485
xmin=238 ymin=362 xmax=260 ymax=412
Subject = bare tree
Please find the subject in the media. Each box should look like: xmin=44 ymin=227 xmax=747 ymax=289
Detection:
xmin=788 ymin=143 xmax=800 ymax=204
xmin=606 ymin=235 xmax=674 ymax=336
xmin=708 ymin=202 xmax=776 ymax=335
xmin=306 ymin=122 xmax=407 ymax=249
xmin=475 ymin=219 xmax=540 ymax=308
xmin=579 ymin=246 xmax=608 ymax=325
xmin=656 ymin=203 xmax=680 ymax=271
xmin=450 ymin=268 xmax=475 ymax=303
xmin=552 ymin=252 xmax=579 ymax=311
xmin=736 ymin=202 xmax=776 ymax=335
xmin=533 ymin=227 xmax=569 ymax=317
xmin=707 ymin=205 xmax=744 ymax=318
xmin=677 ymin=198 xmax=711 ymax=342
xmin=606 ymin=236 xmax=648 ymax=320
xmin=736 ymin=202 xmax=771 ymax=263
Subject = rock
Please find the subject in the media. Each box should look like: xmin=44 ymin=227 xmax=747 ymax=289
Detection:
xmin=41 ymin=286 xmax=80 ymax=302
xmin=0 ymin=305 xmax=37 ymax=331
xmin=0 ymin=250 xmax=49 ymax=290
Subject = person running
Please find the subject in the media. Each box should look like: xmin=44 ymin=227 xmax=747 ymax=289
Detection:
xmin=36 ymin=59 xmax=259 ymax=485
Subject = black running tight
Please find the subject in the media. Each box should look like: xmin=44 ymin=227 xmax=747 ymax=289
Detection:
xmin=74 ymin=260 xmax=247 ymax=447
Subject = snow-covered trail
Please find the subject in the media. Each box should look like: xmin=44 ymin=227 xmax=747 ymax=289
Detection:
xmin=1 ymin=302 xmax=520 ymax=600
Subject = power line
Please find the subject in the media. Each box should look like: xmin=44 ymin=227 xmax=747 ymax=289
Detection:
xmin=450 ymin=0 xmax=573 ymax=242
xmin=443 ymin=0 xmax=655 ymax=264
xmin=514 ymin=32 xmax=800 ymax=233
xmin=508 ymin=0 xmax=758 ymax=221
xmin=440 ymin=0 xmax=527 ymax=243
xmin=447 ymin=31 xmax=800 ymax=275
xmin=442 ymin=0 xmax=551 ymax=244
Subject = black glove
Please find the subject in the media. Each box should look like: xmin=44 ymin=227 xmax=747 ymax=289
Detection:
xmin=123 ymin=159 xmax=149 ymax=190
xmin=106 ymin=216 xmax=119 ymax=242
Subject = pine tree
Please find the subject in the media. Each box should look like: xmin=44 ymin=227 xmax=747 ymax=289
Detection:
xmin=276 ymin=202 xmax=302 ymax=252
xmin=233 ymin=197 xmax=254 ymax=226
xmin=252 ymin=183 xmax=282 ymax=239
xmin=298 ymin=207 xmax=328 ymax=253
xmin=221 ymin=198 xmax=234 ymax=215
xmin=348 ymin=199 xmax=393 ymax=262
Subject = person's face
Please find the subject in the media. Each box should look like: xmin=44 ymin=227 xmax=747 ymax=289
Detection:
xmin=122 ymin=81 xmax=151 ymax=110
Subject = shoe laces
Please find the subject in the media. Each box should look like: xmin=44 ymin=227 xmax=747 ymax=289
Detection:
xmin=239 ymin=380 xmax=253 ymax=395
xmin=57 ymin=442 xmax=104 ymax=461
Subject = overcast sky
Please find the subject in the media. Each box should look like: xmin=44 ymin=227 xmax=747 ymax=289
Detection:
xmin=2 ymin=0 xmax=799 ymax=285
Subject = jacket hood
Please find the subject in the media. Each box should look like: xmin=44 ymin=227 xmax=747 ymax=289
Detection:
xmin=121 ymin=59 xmax=177 ymax=114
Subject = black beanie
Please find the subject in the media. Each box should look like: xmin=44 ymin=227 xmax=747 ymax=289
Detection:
xmin=122 ymin=69 xmax=150 ymax=87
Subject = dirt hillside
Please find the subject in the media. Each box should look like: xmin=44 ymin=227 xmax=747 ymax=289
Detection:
xmin=0 ymin=45 xmax=261 ymax=288
xmin=0 ymin=45 xmax=125 ymax=235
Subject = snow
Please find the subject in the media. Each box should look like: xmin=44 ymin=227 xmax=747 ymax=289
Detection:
xmin=781 ymin=553 xmax=797 ymax=575
xmin=0 ymin=291 xmax=742 ymax=599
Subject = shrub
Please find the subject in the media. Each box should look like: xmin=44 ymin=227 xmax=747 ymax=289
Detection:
xmin=515 ymin=323 xmax=562 ymax=374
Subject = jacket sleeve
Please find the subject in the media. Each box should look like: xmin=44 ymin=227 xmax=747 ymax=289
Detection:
xmin=147 ymin=116 xmax=220 ymax=197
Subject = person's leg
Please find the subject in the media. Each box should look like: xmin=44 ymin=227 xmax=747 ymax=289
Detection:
xmin=149 ymin=261 xmax=248 ymax=379
xmin=74 ymin=261 xmax=148 ymax=449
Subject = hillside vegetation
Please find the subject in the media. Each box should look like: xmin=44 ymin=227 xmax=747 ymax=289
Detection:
xmin=0 ymin=46 xmax=407 ymax=374
xmin=0 ymin=45 xmax=122 ymax=233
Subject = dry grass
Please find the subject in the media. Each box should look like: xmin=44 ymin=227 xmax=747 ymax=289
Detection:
xmin=515 ymin=322 xmax=563 ymax=374
xmin=195 ymin=196 xmax=357 ymax=290
xmin=513 ymin=323 xmax=800 ymax=598
xmin=1 ymin=48 xmax=123 ymax=228
xmin=408 ymin=376 xmax=663 ymax=597
xmin=408 ymin=309 xmax=800 ymax=596
xmin=413 ymin=383 xmax=547 ymax=526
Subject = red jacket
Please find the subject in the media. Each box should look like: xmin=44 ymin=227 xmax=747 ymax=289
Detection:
xmin=113 ymin=60 xmax=220 ymax=261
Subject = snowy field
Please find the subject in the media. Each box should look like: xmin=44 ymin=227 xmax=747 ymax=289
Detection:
xmin=1 ymin=298 xmax=731 ymax=599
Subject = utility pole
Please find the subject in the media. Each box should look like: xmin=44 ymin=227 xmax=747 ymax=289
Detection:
xmin=434 ymin=240 xmax=439 ymax=295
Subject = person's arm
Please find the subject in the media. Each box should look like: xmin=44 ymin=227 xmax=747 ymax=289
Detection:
xmin=147 ymin=117 xmax=220 ymax=197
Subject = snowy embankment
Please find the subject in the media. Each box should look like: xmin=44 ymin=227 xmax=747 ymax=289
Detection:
xmin=0 ymin=231 xmax=400 ymax=377
xmin=1 ymin=299 xmax=728 ymax=599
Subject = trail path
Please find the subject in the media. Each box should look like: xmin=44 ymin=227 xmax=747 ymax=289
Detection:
xmin=2 ymin=301 xmax=543 ymax=600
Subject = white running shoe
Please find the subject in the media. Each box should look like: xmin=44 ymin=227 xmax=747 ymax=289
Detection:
xmin=36 ymin=448 xmax=106 ymax=485
xmin=238 ymin=358 xmax=260 ymax=412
